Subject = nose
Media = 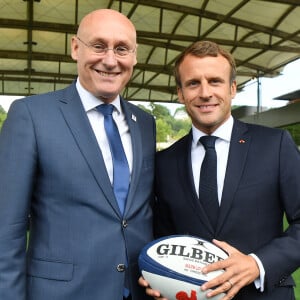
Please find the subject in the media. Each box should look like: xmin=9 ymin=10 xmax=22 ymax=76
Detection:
xmin=101 ymin=49 xmax=118 ymax=67
xmin=199 ymin=82 xmax=212 ymax=99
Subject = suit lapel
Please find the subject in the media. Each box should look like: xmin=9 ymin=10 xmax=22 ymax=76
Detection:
xmin=216 ymin=119 xmax=251 ymax=233
xmin=121 ymin=100 xmax=146 ymax=215
xmin=58 ymin=84 xmax=121 ymax=215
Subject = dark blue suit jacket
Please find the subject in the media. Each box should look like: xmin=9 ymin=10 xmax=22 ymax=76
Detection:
xmin=154 ymin=119 xmax=300 ymax=299
xmin=0 ymin=82 xmax=155 ymax=300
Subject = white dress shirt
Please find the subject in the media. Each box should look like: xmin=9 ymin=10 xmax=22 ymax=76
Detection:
xmin=76 ymin=79 xmax=133 ymax=184
xmin=191 ymin=116 xmax=265 ymax=291
xmin=191 ymin=116 xmax=232 ymax=202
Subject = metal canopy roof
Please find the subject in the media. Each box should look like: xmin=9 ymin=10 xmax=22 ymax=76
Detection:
xmin=1 ymin=0 xmax=299 ymax=104
xmin=274 ymin=89 xmax=300 ymax=100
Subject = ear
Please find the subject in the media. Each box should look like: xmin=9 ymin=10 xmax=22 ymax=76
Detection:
xmin=71 ymin=36 xmax=79 ymax=61
xmin=133 ymin=44 xmax=138 ymax=66
xmin=177 ymin=87 xmax=185 ymax=104
xmin=133 ymin=55 xmax=137 ymax=66
xmin=230 ymin=80 xmax=237 ymax=99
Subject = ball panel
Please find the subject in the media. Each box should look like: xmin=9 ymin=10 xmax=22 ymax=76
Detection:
xmin=139 ymin=235 xmax=228 ymax=283
xmin=139 ymin=251 xmax=206 ymax=286
xmin=142 ymin=270 xmax=225 ymax=300
xmin=139 ymin=235 xmax=229 ymax=300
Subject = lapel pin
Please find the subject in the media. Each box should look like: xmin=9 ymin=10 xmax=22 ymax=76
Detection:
xmin=131 ymin=114 xmax=137 ymax=122
xmin=238 ymin=139 xmax=246 ymax=144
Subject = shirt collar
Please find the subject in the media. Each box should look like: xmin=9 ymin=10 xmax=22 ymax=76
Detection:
xmin=192 ymin=115 xmax=234 ymax=146
xmin=76 ymin=78 xmax=121 ymax=114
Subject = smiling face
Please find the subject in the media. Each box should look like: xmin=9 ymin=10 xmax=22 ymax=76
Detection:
xmin=71 ymin=9 xmax=137 ymax=102
xmin=177 ymin=54 xmax=237 ymax=134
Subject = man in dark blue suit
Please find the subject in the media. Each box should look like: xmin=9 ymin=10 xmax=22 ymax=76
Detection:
xmin=0 ymin=9 xmax=155 ymax=300
xmin=140 ymin=41 xmax=300 ymax=299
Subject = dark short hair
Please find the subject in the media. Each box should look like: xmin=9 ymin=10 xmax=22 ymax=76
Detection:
xmin=174 ymin=40 xmax=236 ymax=88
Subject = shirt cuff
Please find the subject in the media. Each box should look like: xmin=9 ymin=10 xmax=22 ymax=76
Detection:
xmin=249 ymin=253 xmax=265 ymax=292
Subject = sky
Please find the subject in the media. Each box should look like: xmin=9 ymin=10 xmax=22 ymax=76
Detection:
xmin=0 ymin=58 xmax=299 ymax=114
xmin=232 ymin=57 xmax=300 ymax=108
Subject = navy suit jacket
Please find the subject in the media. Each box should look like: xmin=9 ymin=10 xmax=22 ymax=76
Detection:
xmin=154 ymin=119 xmax=300 ymax=300
xmin=0 ymin=82 xmax=155 ymax=300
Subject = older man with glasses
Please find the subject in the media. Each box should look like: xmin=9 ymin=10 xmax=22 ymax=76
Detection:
xmin=0 ymin=9 xmax=155 ymax=300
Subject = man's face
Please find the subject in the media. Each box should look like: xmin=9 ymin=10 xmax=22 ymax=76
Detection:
xmin=177 ymin=54 xmax=237 ymax=134
xmin=71 ymin=11 xmax=137 ymax=102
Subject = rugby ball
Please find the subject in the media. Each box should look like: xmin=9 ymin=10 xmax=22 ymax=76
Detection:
xmin=139 ymin=235 xmax=228 ymax=300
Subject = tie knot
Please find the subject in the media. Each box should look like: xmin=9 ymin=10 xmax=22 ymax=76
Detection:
xmin=97 ymin=104 xmax=114 ymax=116
xmin=200 ymin=135 xmax=217 ymax=150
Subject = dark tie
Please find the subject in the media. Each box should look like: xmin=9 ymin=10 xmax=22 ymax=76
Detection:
xmin=199 ymin=135 xmax=219 ymax=229
xmin=97 ymin=104 xmax=130 ymax=215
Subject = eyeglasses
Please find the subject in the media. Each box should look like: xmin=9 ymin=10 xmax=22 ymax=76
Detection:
xmin=76 ymin=36 xmax=136 ymax=57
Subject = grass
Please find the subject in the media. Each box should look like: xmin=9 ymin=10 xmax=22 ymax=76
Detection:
xmin=283 ymin=216 xmax=300 ymax=299
xmin=294 ymin=269 xmax=300 ymax=300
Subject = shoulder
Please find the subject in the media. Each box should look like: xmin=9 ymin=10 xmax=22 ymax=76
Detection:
xmin=11 ymin=85 xmax=73 ymax=109
xmin=235 ymin=119 xmax=286 ymax=138
xmin=234 ymin=119 xmax=296 ymax=150
xmin=157 ymin=132 xmax=191 ymax=159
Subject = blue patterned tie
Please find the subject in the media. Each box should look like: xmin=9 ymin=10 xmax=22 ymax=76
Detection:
xmin=97 ymin=104 xmax=130 ymax=215
xmin=199 ymin=135 xmax=219 ymax=229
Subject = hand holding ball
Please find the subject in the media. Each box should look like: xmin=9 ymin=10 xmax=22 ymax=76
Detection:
xmin=139 ymin=235 xmax=228 ymax=300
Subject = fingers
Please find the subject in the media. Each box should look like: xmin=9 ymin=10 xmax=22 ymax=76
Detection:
xmin=138 ymin=276 xmax=148 ymax=287
xmin=200 ymin=240 xmax=260 ymax=299
xmin=202 ymin=277 xmax=237 ymax=300
xmin=138 ymin=276 xmax=164 ymax=299
xmin=212 ymin=239 xmax=236 ymax=256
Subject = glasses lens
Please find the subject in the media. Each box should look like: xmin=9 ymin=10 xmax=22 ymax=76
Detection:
xmin=115 ymin=46 xmax=130 ymax=56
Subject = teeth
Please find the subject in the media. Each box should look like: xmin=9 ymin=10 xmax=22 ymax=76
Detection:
xmin=96 ymin=70 xmax=118 ymax=77
xmin=200 ymin=104 xmax=216 ymax=108
xmin=100 ymin=72 xmax=112 ymax=77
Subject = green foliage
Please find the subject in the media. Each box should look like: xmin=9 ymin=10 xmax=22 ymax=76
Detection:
xmin=150 ymin=102 xmax=171 ymax=120
xmin=172 ymin=118 xmax=191 ymax=139
xmin=138 ymin=103 xmax=191 ymax=145
xmin=137 ymin=104 xmax=151 ymax=115
xmin=281 ymin=123 xmax=300 ymax=146
xmin=156 ymin=118 xmax=172 ymax=142
xmin=284 ymin=216 xmax=300 ymax=299
xmin=0 ymin=105 xmax=7 ymax=130
xmin=294 ymin=270 xmax=300 ymax=299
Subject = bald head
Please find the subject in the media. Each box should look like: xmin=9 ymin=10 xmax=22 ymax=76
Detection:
xmin=71 ymin=8 xmax=138 ymax=101
xmin=77 ymin=9 xmax=136 ymax=43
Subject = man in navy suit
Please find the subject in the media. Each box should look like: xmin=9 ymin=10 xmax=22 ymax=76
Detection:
xmin=0 ymin=9 xmax=155 ymax=300
xmin=140 ymin=41 xmax=300 ymax=299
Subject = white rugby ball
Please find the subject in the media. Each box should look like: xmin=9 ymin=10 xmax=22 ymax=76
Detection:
xmin=139 ymin=235 xmax=228 ymax=300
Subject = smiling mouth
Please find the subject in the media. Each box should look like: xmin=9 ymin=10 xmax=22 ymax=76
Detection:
xmin=198 ymin=104 xmax=218 ymax=109
xmin=94 ymin=70 xmax=121 ymax=77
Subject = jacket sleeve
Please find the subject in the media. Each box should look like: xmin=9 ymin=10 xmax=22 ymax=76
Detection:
xmin=255 ymin=130 xmax=300 ymax=291
xmin=0 ymin=100 xmax=37 ymax=300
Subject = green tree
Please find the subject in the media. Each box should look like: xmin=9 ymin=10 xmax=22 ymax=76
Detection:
xmin=0 ymin=105 xmax=7 ymax=130
xmin=172 ymin=118 xmax=191 ymax=138
xmin=137 ymin=104 xmax=151 ymax=115
xmin=136 ymin=102 xmax=191 ymax=144
xmin=150 ymin=103 xmax=171 ymax=120
xmin=281 ymin=123 xmax=300 ymax=145
xmin=156 ymin=118 xmax=172 ymax=142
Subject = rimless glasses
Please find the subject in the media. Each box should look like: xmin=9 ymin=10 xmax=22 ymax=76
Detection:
xmin=76 ymin=36 xmax=136 ymax=57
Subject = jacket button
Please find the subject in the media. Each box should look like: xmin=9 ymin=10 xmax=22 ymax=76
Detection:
xmin=117 ymin=264 xmax=126 ymax=272
xmin=122 ymin=219 xmax=128 ymax=228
